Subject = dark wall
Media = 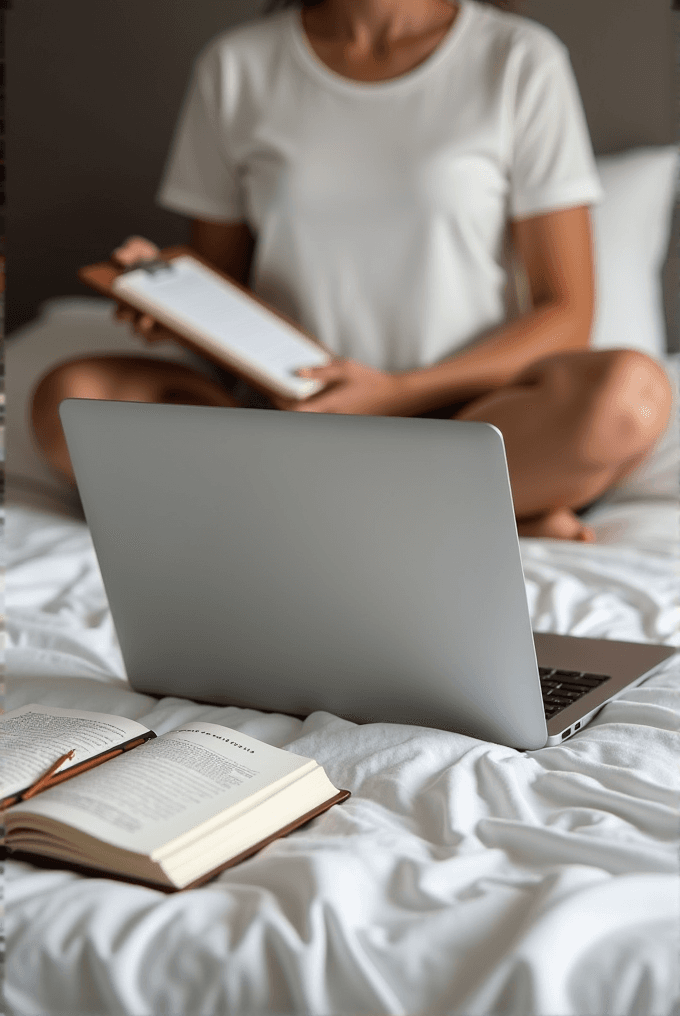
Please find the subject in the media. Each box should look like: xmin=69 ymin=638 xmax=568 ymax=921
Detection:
xmin=7 ymin=0 xmax=265 ymax=333
xmin=521 ymin=0 xmax=676 ymax=155
xmin=7 ymin=0 xmax=677 ymax=336
xmin=519 ymin=0 xmax=678 ymax=353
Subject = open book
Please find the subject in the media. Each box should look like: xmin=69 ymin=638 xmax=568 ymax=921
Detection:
xmin=78 ymin=245 xmax=332 ymax=401
xmin=1 ymin=704 xmax=349 ymax=891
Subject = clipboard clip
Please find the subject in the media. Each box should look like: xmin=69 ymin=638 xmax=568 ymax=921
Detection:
xmin=120 ymin=258 xmax=174 ymax=276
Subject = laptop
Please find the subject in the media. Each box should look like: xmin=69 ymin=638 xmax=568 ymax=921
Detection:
xmin=59 ymin=400 xmax=676 ymax=750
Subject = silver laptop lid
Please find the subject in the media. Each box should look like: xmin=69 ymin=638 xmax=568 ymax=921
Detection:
xmin=60 ymin=400 xmax=547 ymax=749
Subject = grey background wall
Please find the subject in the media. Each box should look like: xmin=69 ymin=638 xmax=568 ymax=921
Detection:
xmin=6 ymin=0 xmax=677 ymax=340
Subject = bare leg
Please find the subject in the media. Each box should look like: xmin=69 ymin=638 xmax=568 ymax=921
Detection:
xmin=454 ymin=348 xmax=673 ymax=540
xmin=31 ymin=355 xmax=240 ymax=486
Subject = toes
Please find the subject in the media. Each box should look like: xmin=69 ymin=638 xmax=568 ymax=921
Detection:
xmin=517 ymin=508 xmax=596 ymax=542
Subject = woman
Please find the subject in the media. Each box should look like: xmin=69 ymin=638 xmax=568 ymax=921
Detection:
xmin=31 ymin=0 xmax=672 ymax=540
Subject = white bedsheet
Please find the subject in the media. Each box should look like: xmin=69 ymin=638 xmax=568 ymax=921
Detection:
xmin=5 ymin=493 xmax=680 ymax=1016
xmin=5 ymin=309 xmax=680 ymax=1015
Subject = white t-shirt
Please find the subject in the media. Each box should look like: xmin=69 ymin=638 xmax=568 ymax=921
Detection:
xmin=157 ymin=0 xmax=603 ymax=373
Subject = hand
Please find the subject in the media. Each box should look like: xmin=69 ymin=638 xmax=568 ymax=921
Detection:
xmin=111 ymin=236 xmax=172 ymax=344
xmin=112 ymin=235 xmax=160 ymax=266
xmin=272 ymin=358 xmax=412 ymax=416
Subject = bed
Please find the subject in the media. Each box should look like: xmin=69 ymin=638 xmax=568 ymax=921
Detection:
xmin=5 ymin=147 xmax=680 ymax=1016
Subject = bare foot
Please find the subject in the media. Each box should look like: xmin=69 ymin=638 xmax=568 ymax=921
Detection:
xmin=517 ymin=507 xmax=596 ymax=542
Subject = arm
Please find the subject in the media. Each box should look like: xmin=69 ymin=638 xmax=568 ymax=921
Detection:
xmin=189 ymin=218 xmax=256 ymax=287
xmin=287 ymin=204 xmax=596 ymax=416
xmin=399 ymin=204 xmax=596 ymax=411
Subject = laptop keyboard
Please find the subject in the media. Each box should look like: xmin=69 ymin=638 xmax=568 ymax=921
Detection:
xmin=539 ymin=667 xmax=611 ymax=720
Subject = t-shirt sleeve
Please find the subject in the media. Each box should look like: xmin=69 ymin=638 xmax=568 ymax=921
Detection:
xmin=156 ymin=45 xmax=247 ymax=222
xmin=509 ymin=43 xmax=604 ymax=220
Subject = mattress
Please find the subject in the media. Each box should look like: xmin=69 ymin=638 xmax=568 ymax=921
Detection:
xmin=5 ymin=319 xmax=680 ymax=1015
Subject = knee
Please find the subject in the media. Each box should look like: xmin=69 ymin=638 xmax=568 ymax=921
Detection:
xmin=33 ymin=356 xmax=117 ymax=411
xmin=584 ymin=349 xmax=673 ymax=461
xmin=602 ymin=348 xmax=672 ymax=441
xmin=30 ymin=357 xmax=113 ymax=484
xmin=31 ymin=357 xmax=116 ymax=449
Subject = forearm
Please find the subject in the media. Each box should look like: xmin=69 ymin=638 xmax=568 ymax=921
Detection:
xmin=190 ymin=219 xmax=256 ymax=288
xmin=397 ymin=300 xmax=592 ymax=415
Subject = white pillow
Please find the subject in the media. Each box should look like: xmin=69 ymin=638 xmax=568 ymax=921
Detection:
xmin=590 ymin=146 xmax=678 ymax=356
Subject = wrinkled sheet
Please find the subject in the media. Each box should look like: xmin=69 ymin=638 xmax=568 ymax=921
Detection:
xmin=5 ymin=491 xmax=680 ymax=1016
xmin=5 ymin=329 xmax=680 ymax=1016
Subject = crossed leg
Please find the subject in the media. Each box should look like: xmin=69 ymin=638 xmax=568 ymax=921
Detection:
xmin=454 ymin=347 xmax=673 ymax=540
xmin=31 ymin=347 xmax=673 ymax=541
xmin=31 ymin=355 xmax=241 ymax=486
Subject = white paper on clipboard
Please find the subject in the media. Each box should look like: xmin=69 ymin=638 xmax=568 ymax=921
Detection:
xmin=112 ymin=256 xmax=331 ymax=399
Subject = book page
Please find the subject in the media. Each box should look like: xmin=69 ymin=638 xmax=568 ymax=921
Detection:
xmin=8 ymin=723 xmax=315 ymax=855
xmin=0 ymin=704 xmax=152 ymax=800
xmin=112 ymin=257 xmax=330 ymax=398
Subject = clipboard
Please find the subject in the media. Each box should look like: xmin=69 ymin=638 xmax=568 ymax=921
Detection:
xmin=78 ymin=245 xmax=332 ymax=401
